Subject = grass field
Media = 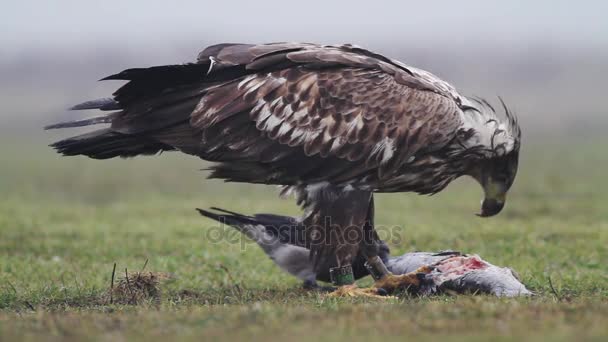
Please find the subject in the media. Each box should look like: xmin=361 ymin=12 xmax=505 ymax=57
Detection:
xmin=0 ymin=135 xmax=606 ymax=341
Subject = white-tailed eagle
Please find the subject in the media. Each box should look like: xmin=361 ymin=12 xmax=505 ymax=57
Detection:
xmin=47 ymin=43 xmax=521 ymax=296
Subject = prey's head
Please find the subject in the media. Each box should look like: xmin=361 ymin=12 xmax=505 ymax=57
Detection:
xmin=459 ymin=98 xmax=521 ymax=217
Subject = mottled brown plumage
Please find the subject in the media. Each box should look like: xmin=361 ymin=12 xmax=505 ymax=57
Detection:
xmin=47 ymin=42 xmax=521 ymax=283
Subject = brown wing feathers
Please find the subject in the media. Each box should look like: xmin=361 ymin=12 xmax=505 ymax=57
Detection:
xmin=47 ymin=43 xmax=469 ymax=276
xmin=192 ymin=44 xmax=462 ymax=185
xmin=49 ymin=43 xmax=462 ymax=186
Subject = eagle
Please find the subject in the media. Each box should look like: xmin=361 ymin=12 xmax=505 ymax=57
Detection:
xmin=47 ymin=43 xmax=521 ymax=296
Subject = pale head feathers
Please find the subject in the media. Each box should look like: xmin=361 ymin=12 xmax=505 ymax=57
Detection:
xmin=458 ymin=97 xmax=521 ymax=157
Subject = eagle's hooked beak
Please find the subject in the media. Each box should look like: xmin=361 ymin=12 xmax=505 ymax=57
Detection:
xmin=477 ymin=180 xmax=507 ymax=217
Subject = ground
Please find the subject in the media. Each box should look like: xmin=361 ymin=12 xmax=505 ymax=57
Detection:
xmin=0 ymin=136 xmax=606 ymax=341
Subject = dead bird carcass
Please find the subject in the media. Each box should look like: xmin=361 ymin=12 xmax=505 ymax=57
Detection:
xmin=198 ymin=208 xmax=532 ymax=297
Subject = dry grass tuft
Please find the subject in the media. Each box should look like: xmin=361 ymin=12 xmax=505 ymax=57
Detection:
xmin=105 ymin=266 xmax=173 ymax=305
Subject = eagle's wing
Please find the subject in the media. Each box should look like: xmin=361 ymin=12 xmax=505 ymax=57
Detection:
xmin=191 ymin=43 xmax=464 ymax=185
xmin=49 ymin=43 xmax=466 ymax=274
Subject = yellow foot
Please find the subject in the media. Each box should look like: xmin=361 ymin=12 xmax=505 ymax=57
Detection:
xmin=327 ymin=284 xmax=392 ymax=299
xmin=373 ymin=266 xmax=434 ymax=294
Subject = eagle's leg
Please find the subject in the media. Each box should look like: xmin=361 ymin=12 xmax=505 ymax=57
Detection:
xmin=319 ymin=191 xmax=388 ymax=298
xmin=359 ymin=196 xmax=433 ymax=294
xmin=326 ymin=240 xmax=388 ymax=298
xmin=327 ymin=264 xmax=388 ymax=298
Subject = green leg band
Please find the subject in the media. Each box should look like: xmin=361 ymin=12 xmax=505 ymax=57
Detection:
xmin=329 ymin=265 xmax=355 ymax=286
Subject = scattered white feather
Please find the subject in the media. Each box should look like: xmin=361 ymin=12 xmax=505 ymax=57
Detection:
xmin=277 ymin=121 xmax=294 ymax=136
xmin=256 ymin=103 xmax=275 ymax=123
xmin=237 ymin=75 xmax=256 ymax=89
xmin=264 ymin=114 xmax=283 ymax=131
xmin=343 ymin=184 xmax=355 ymax=192
xmin=292 ymin=107 xmax=308 ymax=121
xmin=269 ymin=97 xmax=282 ymax=108
xmin=330 ymin=136 xmax=345 ymax=152
xmin=206 ymin=56 xmax=217 ymax=75
xmin=371 ymin=137 xmax=395 ymax=164
xmin=244 ymin=79 xmax=266 ymax=97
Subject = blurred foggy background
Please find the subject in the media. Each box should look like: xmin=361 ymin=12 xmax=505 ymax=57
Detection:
xmin=0 ymin=0 xmax=607 ymax=241
xmin=2 ymin=0 xmax=607 ymax=143
xmin=1 ymin=2 xmax=607 ymax=322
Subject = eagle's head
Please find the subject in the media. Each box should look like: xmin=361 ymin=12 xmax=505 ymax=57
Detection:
xmin=459 ymin=98 xmax=521 ymax=217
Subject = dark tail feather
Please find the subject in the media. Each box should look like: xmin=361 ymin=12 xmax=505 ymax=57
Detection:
xmin=44 ymin=112 xmax=119 ymax=130
xmin=196 ymin=207 xmax=259 ymax=229
xmin=50 ymin=128 xmax=174 ymax=159
xmin=197 ymin=207 xmax=305 ymax=246
xmin=207 ymin=162 xmax=281 ymax=184
xmin=100 ymin=64 xmax=210 ymax=82
xmin=197 ymin=207 xmax=316 ymax=280
xmin=197 ymin=207 xmax=272 ymax=245
xmin=250 ymin=213 xmax=305 ymax=246
xmin=197 ymin=207 xmax=298 ymax=232
xmin=104 ymin=63 xmax=212 ymax=105
xmin=45 ymin=98 xmax=120 ymax=130
xmin=70 ymin=98 xmax=121 ymax=111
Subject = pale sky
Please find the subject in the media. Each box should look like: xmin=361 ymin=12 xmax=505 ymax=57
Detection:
xmin=2 ymin=0 xmax=607 ymax=56
xmin=1 ymin=0 xmax=607 ymax=135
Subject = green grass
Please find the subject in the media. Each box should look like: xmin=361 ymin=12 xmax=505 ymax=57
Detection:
xmin=0 ymin=136 xmax=606 ymax=341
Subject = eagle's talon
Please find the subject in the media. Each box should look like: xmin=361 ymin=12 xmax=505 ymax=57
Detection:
xmin=376 ymin=287 xmax=389 ymax=296
xmin=415 ymin=265 xmax=435 ymax=274
xmin=373 ymin=265 xmax=435 ymax=294
xmin=327 ymin=284 xmax=393 ymax=299
xmin=303 ymin=280 xmax=336 ymax=292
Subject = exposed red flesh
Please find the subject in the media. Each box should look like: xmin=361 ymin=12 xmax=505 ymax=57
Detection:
xmin=432 ymin=255 xmax=489 ymax=283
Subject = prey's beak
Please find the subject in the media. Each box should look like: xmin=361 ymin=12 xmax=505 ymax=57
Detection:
xmin=477 ymin=182 xmax=507 ymax=217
